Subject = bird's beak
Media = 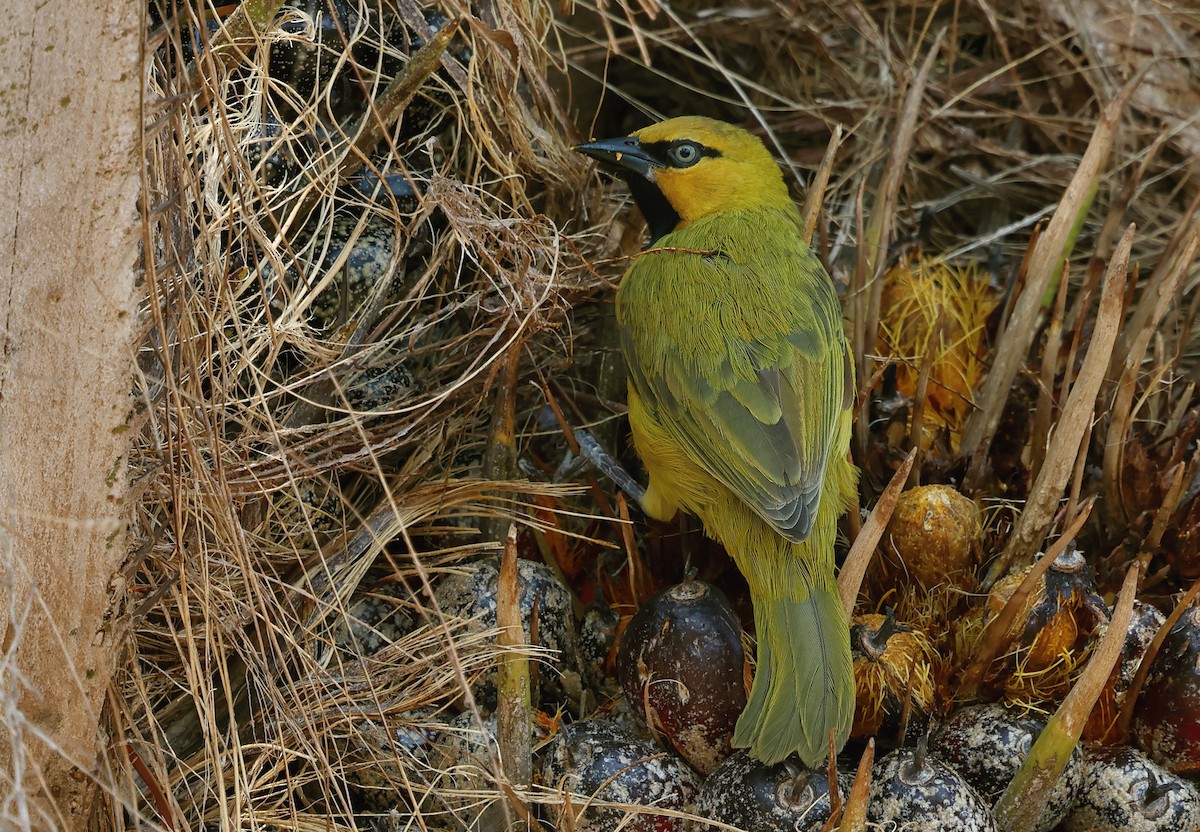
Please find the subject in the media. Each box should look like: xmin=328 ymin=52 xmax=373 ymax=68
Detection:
xmin=572 ymin=136 xmax=656 ymax=179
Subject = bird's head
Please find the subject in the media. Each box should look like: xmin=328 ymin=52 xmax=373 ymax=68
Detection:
xmin=573 ymin=116 xmax=793 ymax=243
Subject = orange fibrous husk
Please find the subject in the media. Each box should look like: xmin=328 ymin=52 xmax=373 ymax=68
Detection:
xmin=878 ymin=256 xmax=997 ymax=450
xmin=851 ymin=613 xmax=943 ymax=739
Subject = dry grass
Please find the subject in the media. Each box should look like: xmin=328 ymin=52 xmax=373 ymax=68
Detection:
xmin=75 ymin=0 xmax=1200 ymax=829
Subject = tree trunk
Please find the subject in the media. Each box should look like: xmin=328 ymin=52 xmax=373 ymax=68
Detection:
xmin=0 ymin=2 xmax=140 ymax=828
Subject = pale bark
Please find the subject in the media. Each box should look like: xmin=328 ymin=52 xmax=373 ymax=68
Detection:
xmin=0 ymin=2 xmax=141 ymax=829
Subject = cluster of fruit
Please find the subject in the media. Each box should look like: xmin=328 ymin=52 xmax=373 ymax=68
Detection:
xmin=329 ymin=480 xmax=1200 ymax=831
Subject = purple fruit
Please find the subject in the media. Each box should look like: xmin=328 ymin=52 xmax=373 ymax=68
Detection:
xmin=617 ymin=578 xmax=746 ymax=775
xmin=1131 ymin=606 xmax=1200 ymax=773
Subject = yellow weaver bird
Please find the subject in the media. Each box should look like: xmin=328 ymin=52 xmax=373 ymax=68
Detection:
xmin=575 ymin=116 xmax=857 ymax=767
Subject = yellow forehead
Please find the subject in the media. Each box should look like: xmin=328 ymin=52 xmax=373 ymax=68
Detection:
xmin=632 ymin=116 xmax=768 ymax=159
xmin=626 ymin=116 xmax=793 ymax=226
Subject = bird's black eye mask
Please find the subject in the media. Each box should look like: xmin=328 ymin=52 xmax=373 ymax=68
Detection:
xmin=572 ymin=135 xmax=722 ymax=244
xmin=638 ymin=140 xmax=722 ymax=169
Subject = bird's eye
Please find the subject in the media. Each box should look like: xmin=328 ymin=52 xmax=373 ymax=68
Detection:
xmin=669 ymin=142 xmax=701 ymax=167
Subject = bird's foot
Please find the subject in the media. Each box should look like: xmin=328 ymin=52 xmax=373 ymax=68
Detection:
xmin=563 ymin=428 xmax=647 ymax=506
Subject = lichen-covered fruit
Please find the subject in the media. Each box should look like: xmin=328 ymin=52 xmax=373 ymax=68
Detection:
xmin=424 ymin=712 xmax=512 ymax=827
xmin=345 ymin=357 xmax=415 ymax=411
xmin=433 ymin=557 xmax=579 ymax=708
xmin=330 ymin=592 xmax=415 ymax=658
xmin=342 ymin=708 xmax=439 ymax=813
xmin=617 ymin=578 xmax=746 ymax=775
xmin=850 ymin=610 xmax=939 ymax=743
xmin=1087 ymin=599 xmax=1166 ymax=743
xmin=269 ymin=0 xmax=358 ymax=121
xmin=1117 ymin=601 xmax=1168 ymax=691
xmin=1065 ymin=746 xmax=1200 ymax=832
xmin=685 ymin=751 xmax=850 ymax=832
xmin=933 ymin=703 xmax=1083 ymax=832
xmin=281 ymin=211 xmax=402 ymax=331
xmin=540 ymin=717 xmax=701 ymax=832
xmin=1132 ymin=606 xmax=1200 ymax=773
xmin=868 ymin=746 xmax=996 ymax=831
xmin=579 ymin=602 xmax=620 ymax=694
xmin=874 ymin=484 xmax=980 ymax=590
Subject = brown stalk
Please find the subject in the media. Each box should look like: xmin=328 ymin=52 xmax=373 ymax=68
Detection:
xmin=1115 ymin=196 xmax=1200 ymax=370
xmin=497 ymin=525 xmax=533 ymax=788
xmin=1090 ymin=129 xmax=1168 ymax=268
xmin=1064 ymin=417 xmax=1092 ymax=526
xmin=1163 ymin=382 xmax=1196 ymax=439
xmin=1145 ymin=462 xmax=1186 ymax=557
xmin=541 ymin=376 xmax=617 ymax=517
xmin=1116 ymin=576 xmax=1200 ymax=738
xmin=481 ymin=336 xmax=523 ymax=542
xmin=994 ymin=221 xmax=1043 ymax=348
xmin=861 ymin=31 xmax=946 ymax=442
xmin=959 ymin=79 xmax=1140 ymax=469
xmin=958 ymin=500 xmax=1093 ymax=700
xmin=838 ymin=448 xmax=917 ymax=617
xmin=828 ymin=729 xmax=842 ymax=821
xmin=616 ymin=493 xmax=648 ymax=605
xmin=126 ymin=742 xmax=176 ymax=831
xmin=997 ymin=226 xmax=1132 ymax=575
xmin=852 ymin=177 xmax=870 ymax=460
xmin=838 ymin=740 xmax=875 ymax=832
xmin=1030 ymin=262 xmax=1070 ymax=483
xmin=1101 ymin=232 xmax=1197 ymax=529
xmin=1174 ymin=277 xmax=1200 ymax=367
xmin=820 ymin=727 xmax=843 ymax=832
xmin=803 ymin=126 xmax=844 ymax=243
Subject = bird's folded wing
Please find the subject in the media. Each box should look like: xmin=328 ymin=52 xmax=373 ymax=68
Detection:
xmin=620 ymin=316 xmax=847 ymax=543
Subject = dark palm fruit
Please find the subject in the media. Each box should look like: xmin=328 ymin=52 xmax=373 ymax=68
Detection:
xmin=868 ymin=744 xmax=996 ymax=832
xmin=269 ymin=0 xmax=359 ymax=122
xmin=243 ymin=113 xmax=309 ymax=189
xmin=850 ymin=610 xmax=938 ymax=744
xmin=1064 ymin=746 xmax=1200 ymax=832
xmin=423 ymin=712 xmax=518 ymax=828
xmin=933 ymin=703 xmax=1083 ymax=832
xmin=1086 ymin=600 xmax=1166 ymax=743
xmin=1118 ymin=601 xmax=1167 ymax=691
xmin=330 ymin=593 xmax=415 ymax=658
xmin=433 ymin=557 xmax=579 ymax=708
xmin=617 ymin=578 xmax=746 ymax=776
xmin=347 ymin=169 xmax=422 ymax=215
xmin=985 ymin=547 xmax=1108 ymax=672
xmin=271 ymin=211 xmax=400 ymax=331
xmin=539 ymin=717 xmax=701 ymax=832
xmin=684 ymin=751 xmax=851 ymax=832
xmin=874 ymin=484 xmax=980 ymax=590
xmin=1131 ymin=606 xmax=1200 ymax=773
xmin=579 ymin=602 xmax=620 ymax=694
xmin=344 ymin=708 xmax=439 ymax=813
xmin=345 ymin=359 xmax=415 ymax=411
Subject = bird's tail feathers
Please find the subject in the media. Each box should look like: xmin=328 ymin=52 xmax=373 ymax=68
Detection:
xmin=733 ymin=584 xmax=853 ymax=767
